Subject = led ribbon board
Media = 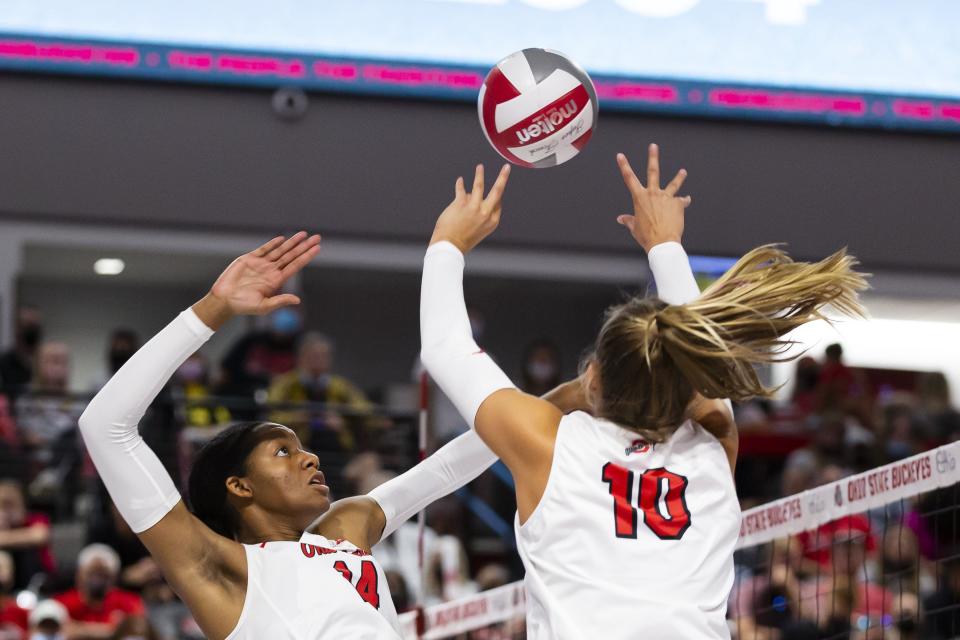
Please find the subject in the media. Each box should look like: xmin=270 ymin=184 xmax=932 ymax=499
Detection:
xmin=2 ymin=0 xmax=958 ymax=131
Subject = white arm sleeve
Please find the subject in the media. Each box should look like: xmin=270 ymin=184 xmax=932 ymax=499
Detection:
xmin=78 ymin=309 xmax=214 ymax=533
xmin=647 ymin=241 xmax=701 ymax=305
xmin=419 ymin=241 xmax=516 ymax=428
xmin=367 ymin=429 xmax=496 ymax=540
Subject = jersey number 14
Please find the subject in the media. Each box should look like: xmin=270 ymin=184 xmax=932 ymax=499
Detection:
xmin=601 ymin=463 xmax=691 ymax=540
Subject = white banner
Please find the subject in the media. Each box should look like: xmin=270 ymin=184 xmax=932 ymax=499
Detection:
xmin=737 ymin=441 xmax=960 ymax=549
xmin=400 ymin=581 xmax=526 ymax=639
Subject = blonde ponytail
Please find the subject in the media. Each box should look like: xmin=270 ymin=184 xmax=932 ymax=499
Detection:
xmin=594 ymin=245 xmax=868 ymax=440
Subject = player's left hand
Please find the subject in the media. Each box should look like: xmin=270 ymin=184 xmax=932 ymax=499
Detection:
xmin=430 ymin=163 xmax=511 ymax=253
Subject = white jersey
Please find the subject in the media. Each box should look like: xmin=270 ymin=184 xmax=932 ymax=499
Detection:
xmin=516 ymin=411 xmax=740 ymax=640
xmin=226 ymin=532 xmax=402 ymax=640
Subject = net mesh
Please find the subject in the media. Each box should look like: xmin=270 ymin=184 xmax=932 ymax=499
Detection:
xmin=399 ymin=441 xmax=960 ymax=639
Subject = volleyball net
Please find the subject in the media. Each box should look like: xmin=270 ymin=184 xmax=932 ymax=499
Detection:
xmin=398 ymin=440 xmax=960 ymax=639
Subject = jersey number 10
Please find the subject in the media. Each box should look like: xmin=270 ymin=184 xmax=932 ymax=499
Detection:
xmin=601 ymin=463 xmax=691 ymax=540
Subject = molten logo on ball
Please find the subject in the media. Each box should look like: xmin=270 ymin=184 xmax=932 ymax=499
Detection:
xmin=516 ymin=98 xmax=579 ymax=143
xmin=478 ymin=48 xmax=598 ymax=169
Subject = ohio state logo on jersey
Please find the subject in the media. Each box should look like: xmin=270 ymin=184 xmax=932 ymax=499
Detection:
xmin=625 ymin=439 xmax=652 ymax=456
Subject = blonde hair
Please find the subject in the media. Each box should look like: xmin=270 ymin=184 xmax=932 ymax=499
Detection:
xmin=594 ymin=245 xmax=868 ymax=441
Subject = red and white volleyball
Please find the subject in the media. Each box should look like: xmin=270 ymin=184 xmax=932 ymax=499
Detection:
xmin=478 ymin=48 xmax=598 ymax=169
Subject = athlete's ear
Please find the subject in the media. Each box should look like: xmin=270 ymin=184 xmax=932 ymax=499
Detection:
xmin=226 ymin=476 xmax=253 ymax=499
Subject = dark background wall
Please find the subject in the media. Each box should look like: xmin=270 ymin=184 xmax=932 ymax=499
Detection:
xmin=1 ymin=72 xmax=958 ymax=272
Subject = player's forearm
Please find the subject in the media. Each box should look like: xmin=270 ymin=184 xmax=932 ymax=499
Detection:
xmin=367 ymin=429 xmax=497 ymax=542
xmin=78 ymin=308 xmax=214 ymax=533
xmin=647 ymin=241 xmax=701 ymax=305
xmin=419 ymin=241 xmax=516 ymax=428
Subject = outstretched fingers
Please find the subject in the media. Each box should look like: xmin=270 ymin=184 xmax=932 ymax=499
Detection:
xmin=261 ymin=293 xmax=302 ymax=313
xmin=280 ymin=243 xmax=321 ymax=277
xmin=253 ymin=235 xmax=285 ymax=257
xmin=470 ymin=164 xmax=485 ymax=204
xmin=266 ymin=231 xmax=307 ymax=262
xmin=276 ymin=233 xmax=321 ymax=269
xmin=483 ymin=164 xmax=511 ymax=210
xmin=616 ymin=153 xmax=644 ymax=194
xmin=663 ymin=168 xmax=688 ymax=197
xmin=646 ymin=143 xmax=660 ymax=190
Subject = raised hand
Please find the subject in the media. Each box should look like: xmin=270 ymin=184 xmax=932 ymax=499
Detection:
xmin=195 ymin=232 xmax=321 ymax=329
xmin=430 ymin=164 xmax=511 ymax=254
xmin=616 ymin=144 xmax=691 ymax=253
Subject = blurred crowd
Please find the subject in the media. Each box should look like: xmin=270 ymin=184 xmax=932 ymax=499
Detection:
xmin=0 ymin=302 xmax=958 ymax=639
xmin=730 ymin=345 xmax=960 ymax=639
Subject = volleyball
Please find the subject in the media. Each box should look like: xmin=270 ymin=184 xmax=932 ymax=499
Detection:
xmin=478 ymin=48 xmax=598 ymax=169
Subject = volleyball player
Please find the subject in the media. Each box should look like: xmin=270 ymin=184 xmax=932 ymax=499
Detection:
xmin=419 ymin=144 xmax=868 ymax=638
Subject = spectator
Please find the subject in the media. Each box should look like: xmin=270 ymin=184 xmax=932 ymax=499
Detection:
xmin=916 ymin=372 xmax=960 ymax=442
xmin=0 ymin=395 xmax=23 ymax=484
xmin=816 ymin=343 xmax=872 ymax=426
xmin=0 ymin=307 xmax=43 ymax=397
xmin=475 ymin=563 xmax=510 ymax=592
xmin=27 ymin=600 xmax=67 ymax=640
xmin=108 ymin=614 xmax=157 ymax=640
xmin=519 ymin=340 xmax=562 ymax=397
xmin=89 ymin=330 xmax=140 ymax=392
xmin=218 ymin=307 xmax=303 ymax=412
xmin=15 ymin=342 xmax=83 ymax=514
xmin=382 ymin=571 xmax=410 ymax=614
xmin=924 ymin=552 xmax=960 ymax=638
xmin=817 ymin=343 xmax=856 ymax=411
xmin=170 ymin=353 xmax=229 ymax=429
xmin=790 ymin=356 xmax=821 ymax=416
xmin=268 ymin=333 xmax=379 ymax=453
xmin=782 ymin=413 xmax=848 ymax=497
xmin=87 ymin=497 xmax=194 ymax=640
xmin=879 ymin=402 xmax=924 ymax=462
xmin=828 ymin=524 xmax=893 ymax=626
xmin=879 ymin=524 xmax=929 ymax=597
xmin=424 ymin=498 xmax=475 ymax=604
xmin=0 ymin=480 xmax=53 ymax=591
xmin=54 ymin=544 xmax=146 ymax=639
xmin=0 ymin=551 xmax=27 ymax=640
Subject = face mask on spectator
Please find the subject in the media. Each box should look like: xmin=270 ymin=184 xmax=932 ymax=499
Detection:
xmin=110 ymin=349 xmax=136 ymax=373
xmin=526 ymin=361 xmax=557 ymax=383
xmin=20 ymin=325 xmax=42 ymax=349
xmin=85 ymin=575 xmax=110 ymax=601
xmin=271 ymin=308 xmax=302 ymax=336
xmin=177 ymin=360 xmax=206 ymax=383
xmin=302 ymin=373 xmax=331 ymax=391
xmin=897 ymin=617 xmax=917 ymax=633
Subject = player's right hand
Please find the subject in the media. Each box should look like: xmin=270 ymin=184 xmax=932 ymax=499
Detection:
xmin=615 ymin=144 xmax=691 ymax=253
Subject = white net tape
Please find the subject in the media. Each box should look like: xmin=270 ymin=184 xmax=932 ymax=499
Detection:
xmin=738 ymin=441 xmax=959 ymax=549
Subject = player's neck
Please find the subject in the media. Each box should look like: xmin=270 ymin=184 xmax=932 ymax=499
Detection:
xmin=236 ymin=513 xmax=303 ymax=544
